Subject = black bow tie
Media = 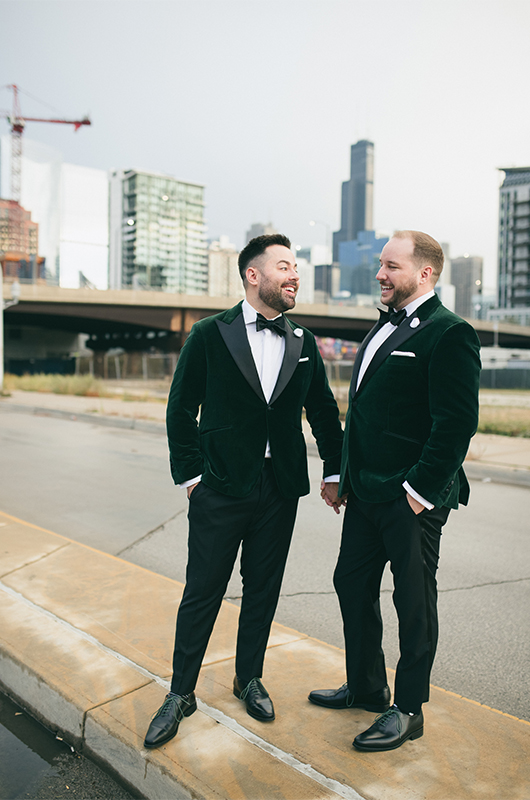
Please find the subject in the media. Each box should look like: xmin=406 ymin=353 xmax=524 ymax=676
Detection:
xmin=256 ymin=313 xmax=286 ymax=337
xmin=379 ymin=308 xmax=408 ymax=327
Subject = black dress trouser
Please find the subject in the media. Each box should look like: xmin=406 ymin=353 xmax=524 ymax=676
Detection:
xmin=170 ymin=461 xmax=299 ymax=695
xmin=333 ymin=493 xmax=450 ymax=714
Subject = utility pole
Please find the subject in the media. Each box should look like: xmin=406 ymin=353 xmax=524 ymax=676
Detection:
xmin=0 ymin=263 xmax=21 ymax=392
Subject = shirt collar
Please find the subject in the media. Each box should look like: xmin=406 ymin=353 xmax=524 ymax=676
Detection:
xmin=242 ymin=298 xmax=282 ymax=325
xmin=403 ymin=289 xmax=435 ymax=317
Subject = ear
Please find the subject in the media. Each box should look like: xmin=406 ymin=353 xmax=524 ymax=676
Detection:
xmin=246 ymin=265 xmax=260 ymax=287
xmin=419 ymin=265 xmax=433 ymax=285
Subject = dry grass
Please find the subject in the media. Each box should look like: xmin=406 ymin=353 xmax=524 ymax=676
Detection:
xmin=478 ymin=405 xmax=530 ymax=438
xmin=328 ymin=384 xmax=530 ymax=437
xmin=4 ymin=373 xmax=530 ymax=437
xmin=3 ymin=373 xmax=108 ymax=397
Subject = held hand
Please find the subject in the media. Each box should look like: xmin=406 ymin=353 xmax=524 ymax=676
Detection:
xmin=406 ymin=492 xmax=425 ymax=515
xmin=320 ymin=481 xmax=347 ymax=515
xmin=187 ymin=482 xmax=200 ymax=499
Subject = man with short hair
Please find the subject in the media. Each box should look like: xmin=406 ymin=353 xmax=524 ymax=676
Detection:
xmin=144 ymin=233 xmax=343 ymax=749
xmin=310 ymin=230 xmax=481 ymax=752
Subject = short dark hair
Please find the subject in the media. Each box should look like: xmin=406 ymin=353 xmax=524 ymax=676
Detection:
xmin=238 ymin=233 xmax=292 ymax=282
xmin=393 ymin=230 xmax=445 ymax=280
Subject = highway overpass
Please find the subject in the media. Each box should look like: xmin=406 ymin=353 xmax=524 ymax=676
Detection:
xmin=4 ymin=283 xmax=530 ymax=350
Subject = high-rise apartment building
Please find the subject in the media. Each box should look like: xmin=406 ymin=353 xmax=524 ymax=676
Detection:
xmin=292 ymin=256 xmax=314 ymax=305
xmin=208 ymin=235 xmax=243 ymax=298
xmin=451 ymin=255 xmax=483 ymax=319
xmin=338 ymin=230 xmax=388 ymax=299
xmin=314 ymin=264 xmax=341 ymax=302
xmin=0 ymin=199 xmax=38 ymax=258
xmin=245 ymin=221 xmax=277 ymax=244
xmin=333 ymin=140 xmax=374 ymax=262
xmin=109 ymin=168 xmax=207 ymax=293
xmin=498 ymin=167 xmax=530 ymax=313
xmin=0 ymin=199 xmax=45 ymax=281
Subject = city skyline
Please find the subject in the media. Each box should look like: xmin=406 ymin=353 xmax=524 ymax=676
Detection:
xmin=1 ymin=0 xmax=530 ymax=294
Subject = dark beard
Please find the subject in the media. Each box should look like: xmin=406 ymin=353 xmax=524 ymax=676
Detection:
xmin=384 ymin=277 xmax=419 ymax=309
xmin=258 ymin=282 xmax=296 ymax=313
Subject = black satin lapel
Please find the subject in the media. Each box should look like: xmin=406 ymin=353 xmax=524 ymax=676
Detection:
xmin=270 ymin=322 xmax=304 ymax=404
xmin=349 ymin=321 xmax=384 ymax=398
xmin=216 ymin=315 xmax=266 ymax=402
xmin=356 ymin=318 xmax=433 ymax=395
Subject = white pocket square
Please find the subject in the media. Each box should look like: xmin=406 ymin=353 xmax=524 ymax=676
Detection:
xmin=391 ymin=351 xmax=416 ymax=357
xmin=298 ymin=357 xmax=309 ymax=362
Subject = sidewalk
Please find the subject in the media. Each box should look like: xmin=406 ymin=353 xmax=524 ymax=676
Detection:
xmin=1 ymin=510 xmax=529 ymax=800
xmin=2 ymin=389 xmax=530 ymax=486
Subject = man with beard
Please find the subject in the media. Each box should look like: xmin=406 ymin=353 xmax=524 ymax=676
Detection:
xmin=310 ymin=231 xmax=481 ymax=752
xmin=144 ymin=233 xmax=343 ymax=749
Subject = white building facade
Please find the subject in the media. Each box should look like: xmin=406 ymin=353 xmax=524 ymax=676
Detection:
xmin=0 ymin=136 xmax=108 ymax=289
xmin=208 ymin=235 xmax=243 ymax=298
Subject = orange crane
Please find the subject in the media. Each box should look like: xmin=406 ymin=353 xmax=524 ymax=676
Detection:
xmin=0 ymin=84 xmax=91 ymax=202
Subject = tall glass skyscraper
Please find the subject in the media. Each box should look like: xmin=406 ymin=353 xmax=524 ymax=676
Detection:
xmin=332 ymin=140 xmax=374 ymax=262
xmin=109 ymin=168 xmax=208 ymax=293
xmin=497 ymin=167 xmax=530 ymax=315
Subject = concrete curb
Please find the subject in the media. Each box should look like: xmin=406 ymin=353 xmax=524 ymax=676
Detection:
xmin=1 ymin=511 xmax=529 ymax=800
xmin=0 ymin=401 xmax=166 ymax=435
xmin=464 ymin=460 xmax=530 ymax=488
xmin=3 ymin=400 xmax=530 ymax=487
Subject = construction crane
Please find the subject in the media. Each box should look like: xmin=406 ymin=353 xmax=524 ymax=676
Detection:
xmin=0 ymin=84 xmax=91 ymax=202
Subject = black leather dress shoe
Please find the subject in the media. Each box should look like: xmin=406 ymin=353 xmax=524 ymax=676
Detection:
xmin=143 ymin=692 xmax=197 ymax=749
xmin=353 ymin=706 xmax=424 ymax=752
xmin=233 ymin=676 xmax=275 ymax=721
xmin=308 ymin=683 xmax=391 ymax=712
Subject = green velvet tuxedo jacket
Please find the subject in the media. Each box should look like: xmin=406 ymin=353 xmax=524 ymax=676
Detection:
xmin=166 ymin=301 xmax=343 ymax=499
xmin=339 ymin=294 xmax=481 ymax=510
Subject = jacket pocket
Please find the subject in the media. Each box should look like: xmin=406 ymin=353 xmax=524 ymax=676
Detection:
xmin=383 ymin=430 xmax=422 ymax=445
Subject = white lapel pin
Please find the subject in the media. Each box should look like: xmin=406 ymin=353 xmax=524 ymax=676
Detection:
xmin=293 ymin=328 xmax=303 ymax=337
xmin=410 ymin=317 xmax=420 ymax=328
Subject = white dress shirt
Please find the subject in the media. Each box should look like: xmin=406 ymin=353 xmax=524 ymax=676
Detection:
xmin=356 ymin=290 xmax=436 ymax=510
xmin=242 ymin=299 xmax=285 ymax=458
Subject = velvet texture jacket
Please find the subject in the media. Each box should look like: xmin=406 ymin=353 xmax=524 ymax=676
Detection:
xmin=166 ymin=301 xmax=344 ymax=499
xmin=339 ymin=294 xmax=481 ymax=510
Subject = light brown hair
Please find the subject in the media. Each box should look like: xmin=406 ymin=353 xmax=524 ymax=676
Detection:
xmin=393 ymin=230 xmax=444 ymax=281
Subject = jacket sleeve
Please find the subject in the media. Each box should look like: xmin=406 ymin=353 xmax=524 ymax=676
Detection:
xmin=405 ymin=321 xmax=481 ymax=506
xmin=166 ymin=324 xmax=207 ymax=485
xmin=304 ymin=337 xmax=344 ymax=478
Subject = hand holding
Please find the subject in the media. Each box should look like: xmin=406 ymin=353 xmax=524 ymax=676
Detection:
xmin=320 ymin=481 xmax=347 ymax=515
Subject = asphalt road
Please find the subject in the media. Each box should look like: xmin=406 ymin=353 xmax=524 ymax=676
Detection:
xmin=1 ymin=406 xmax=529 ymax=724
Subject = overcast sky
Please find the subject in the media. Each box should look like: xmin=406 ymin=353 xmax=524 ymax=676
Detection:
xmin=1 ymin=0 xmax=530 ymax=291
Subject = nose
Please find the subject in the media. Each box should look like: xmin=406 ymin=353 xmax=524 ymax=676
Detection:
xmin=376 ymin=265 xmax=385 ymax=281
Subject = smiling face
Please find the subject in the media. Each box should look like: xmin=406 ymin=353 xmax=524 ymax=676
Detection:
xmin=376 ymin=236 xmax=433 ymax=310
xmin=246 ymin=244 xmax=299 ymax=316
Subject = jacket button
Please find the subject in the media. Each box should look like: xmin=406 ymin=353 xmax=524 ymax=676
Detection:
xmin=267 ymin=405 xmax=273 ymax=412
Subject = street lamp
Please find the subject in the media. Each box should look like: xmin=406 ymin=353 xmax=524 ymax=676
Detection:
xmin=1 ymin=267 xmax=21 ymax=392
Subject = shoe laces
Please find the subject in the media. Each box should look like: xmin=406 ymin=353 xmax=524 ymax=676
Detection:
xmin=374 ymin=707 xmax=402 ymax=734
xmin=153 ymin=694 xmax=189 ymax=722
xmin=343 ymin=684 xmax=355 ymax=708
xmin=240 ymin=677 xmax=267 ymax=701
